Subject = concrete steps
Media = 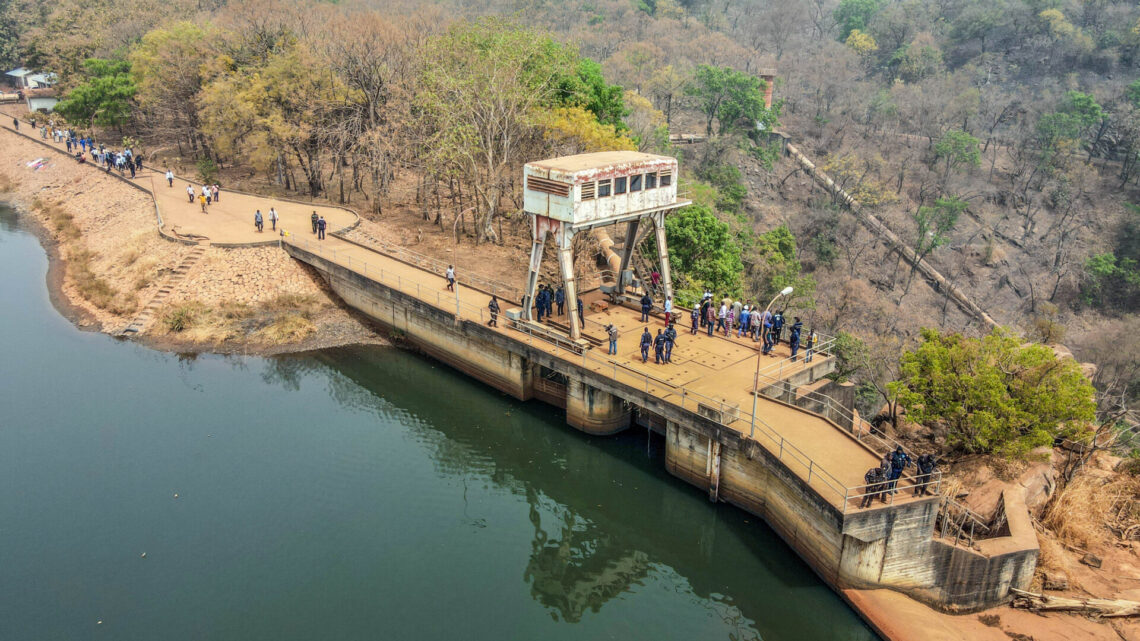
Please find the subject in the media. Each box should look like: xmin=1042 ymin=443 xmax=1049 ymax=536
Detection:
xmin=116 ymin=246 xmax=206 ymax=337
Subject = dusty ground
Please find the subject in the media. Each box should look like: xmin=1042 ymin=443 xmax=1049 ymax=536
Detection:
xmin=0 ymin=124 xmax=385 ymax=354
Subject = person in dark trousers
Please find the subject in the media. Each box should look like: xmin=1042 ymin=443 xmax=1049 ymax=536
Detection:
xmin=690 ymin=305 xmax=699 ymax=335
xmin=699 ymin=299 xmax=711 ymax=328
xmin=860 ymin=467 xmax=886 ymax=508
xmin=789 ymin=317 xmax=803 ymax=361
xmin=887 ymin=446 xmax=912 ymax=494
xmin=555 ymin=287 xmax=565 ymax=315
xmin=761 ymin=314 xmax=774 ymax=355
xmin=12 ymin=117 xmax=17 ymax=130
xmin=536 ymin=286 xmax=546 ymax=322
xmin=317 ymin=216 xmax=327 ymax=240
xmin=653 ymin=329 xmax=666 ymax=364
xmin=311 ymin=211 xmax=319 ymax=234
xmin=166 ymin=170 xmax=174 ymax=187
xmin=639 ymin=293 xmax=652 ymax=322
xmin=705 ymin=304 xmax=715 ymax=336
xmin=577 ymin=298 xmax=584 ymax=327
xmin=254 ymin=210 xmax=264 ymax=232
xmin=135 ymin=155 xmax=143 ymax=172
xmin=639 ymin=327 xmax=652 ymax=363
xmin=772 ymin=311 xmax=785 ymax=345
xmin=914 ymin=454 xmax=938 ymax=496
xmin=445 ymin=265 xmax=455 ymax=291
xmin=606 ymin=324 xmax=618 ymax=355
xmin=487 ymin=296 xmax=500 ymax=327
xmin=664 ymin=324 xmax=677 ymax=363
xmin=804 ymin=329 xmax=816 ymax=363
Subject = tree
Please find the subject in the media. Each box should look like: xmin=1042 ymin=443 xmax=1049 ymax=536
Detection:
xmin=664 ymin=204 xmax=745 ymax=296
xmin=845 ymin=29 xmax=878 ymax=56
xmin=54 ymin=58 xmax=136 ymax=129
xmin=748 ymin=224 xmax=815 ymax=303
xmin=198 ymin=41 xmax=352 ymax=196
xmin=906 ymin=196 xmax=965 ymax=294
xmin=932 ymin=129 xmax=981 ymax=186
xmin=129 ymin=21 xmax=213 ymax=154
xmin=891 ymin=327 xmax=1096 ymax=457
xmin=686 ymin=64 xmax=776 ymax=136
xmin=834 ymin=0 xmax=882 ymax=41
xmin=415 ymin=19 xmax=578 ymax=243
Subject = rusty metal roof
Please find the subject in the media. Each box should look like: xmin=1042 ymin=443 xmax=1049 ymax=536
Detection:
xmin=526 ymin=151 xmax=671 ymax=174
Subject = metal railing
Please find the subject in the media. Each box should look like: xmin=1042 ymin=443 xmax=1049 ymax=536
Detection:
xmin=343 ymin=228 xmax=524 ymax=304
xmin=935 ymin=496 xmax=992 ymax=548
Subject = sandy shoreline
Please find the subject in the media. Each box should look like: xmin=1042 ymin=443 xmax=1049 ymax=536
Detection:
xmin=0 ymin=127 xmax=387 ymax=357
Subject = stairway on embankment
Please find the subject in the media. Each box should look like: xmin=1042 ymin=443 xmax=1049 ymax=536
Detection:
xmin=116 ymin=245 xmax=207 ymax=336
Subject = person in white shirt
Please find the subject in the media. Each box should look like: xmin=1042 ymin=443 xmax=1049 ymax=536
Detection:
xmin=663 ymin=296 xmax=673 ymax=325
xmin=202 ymin=184 xmax=212 ymax=204
xmin=165 ymin=170 xmax=174 ymax=187
xmin=268 ymin=207 xmax=279 ymax=231
xmin=186 ymin=184 xmax=195 ymax=203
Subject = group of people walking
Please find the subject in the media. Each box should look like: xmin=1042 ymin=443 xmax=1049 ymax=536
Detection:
xmin=687 ymin=292 xmax=816 ymax=362
xmin=14 ymin=117 xmax=144 ymax=178
xmin=185 ymin=182 xmax=222 ymax=213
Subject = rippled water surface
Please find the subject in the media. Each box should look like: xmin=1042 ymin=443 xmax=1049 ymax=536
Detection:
xmin=0 ymin=204 xmax=877 ymax=641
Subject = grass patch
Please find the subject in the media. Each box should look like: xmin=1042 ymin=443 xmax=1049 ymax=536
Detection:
xmin=34 ymin=198 xmax=80 ymax=241
xmin=157 ymin=296 xmax=321 ymax=345
xmin=1043 ymin=473 xmax=1140 ymax=550
xmin=68 ymin=247 xmax=137 ymax=315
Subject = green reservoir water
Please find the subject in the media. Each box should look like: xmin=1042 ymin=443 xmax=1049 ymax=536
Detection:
xmin=0 ymin=204 xmax=877 ymax=641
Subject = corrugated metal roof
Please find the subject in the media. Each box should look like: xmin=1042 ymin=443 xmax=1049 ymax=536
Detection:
xmin=527 ymin=151 xmax=667 ymax=173
xmin=5 ymin=67 xmax=32 ymax=77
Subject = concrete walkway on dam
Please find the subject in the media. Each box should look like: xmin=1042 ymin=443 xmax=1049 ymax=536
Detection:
xmin=3 ymin=117 xmax=907 ymax=513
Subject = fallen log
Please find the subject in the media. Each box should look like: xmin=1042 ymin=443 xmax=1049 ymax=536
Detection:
xmin=1011 ymin=588 xmax=1140 ymax=617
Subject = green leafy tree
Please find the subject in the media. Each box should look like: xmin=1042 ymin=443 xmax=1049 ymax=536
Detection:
xmin=664 ymin=204 xmax=745 ymax=296
xmin=749 ymin=224 xmax=815 ymax=303
xmin=686 ymin=65 xmax=776 ymax=136
xmin=933 ymin=129 xmax=981 ymax=185
xmin=891 ymin=328 xmax=1096 ymax=457
xmin=906 ymin=196 xmax=965 ymax=293
xmin=834 ymin=0 xmax=883 ymax=41
xmin=554 ymin=57 xmax=629 ymax=130
xmin=1128 ymin=79 xmax=1140 ymax=109
xmin=54 ymin=58 xmax=137 ymax=129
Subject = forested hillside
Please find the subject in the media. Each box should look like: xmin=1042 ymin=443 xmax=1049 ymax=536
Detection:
xmin=4 ymin=0 xmax=1140 ymax=424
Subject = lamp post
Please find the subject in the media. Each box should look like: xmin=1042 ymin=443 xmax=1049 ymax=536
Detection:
xmin=749 ymin=286 xmax=793 ymax=438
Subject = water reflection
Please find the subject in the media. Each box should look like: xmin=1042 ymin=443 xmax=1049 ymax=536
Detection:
xmin=524 ymin=486 xmax=650 ymax=622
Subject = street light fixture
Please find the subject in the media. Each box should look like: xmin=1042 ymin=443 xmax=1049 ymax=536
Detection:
xmin=750 ymin=286 xmax=793 ymax=438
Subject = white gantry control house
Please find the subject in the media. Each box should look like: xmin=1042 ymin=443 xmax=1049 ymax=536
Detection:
xmin=523 ymin=150 xmax=691 ymax=341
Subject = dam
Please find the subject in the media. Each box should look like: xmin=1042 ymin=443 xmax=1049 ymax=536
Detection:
xmin=3 ymin=122 xmax=1040 ymax=629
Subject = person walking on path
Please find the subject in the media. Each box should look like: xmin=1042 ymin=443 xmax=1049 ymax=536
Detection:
xmin=639 ymin=327 xmax=652 ymax=363
xmin=653 ymin=329 xmax=666 ymax=364
xmin=254 ymin=210 xmax=264 ymax=232
xmin=202 ymin=184 xmax=212 ymax=205
xmin=199 ymin=193 xmax=208 ymax=213
xmin=664 ymin=324 xmax=677 ymax=363
xmin=445 ymin=265 xmax=455 ymax=291
xmin=606 ymin=324 xmax=619 ymax=355
xmin=129 ymin=162 xmax=136 ymax=179
xmin=887 ymin=447 xmax=912 ymax=494
xmin=317 ymin=216 xmax=326 ymax=240
xmin=311 ymin=211 xmax=319 ymax=234
xmin=705 ymin=304 xmax=715 ymax=336
xmin=165 ymin=169 xmax=174 ymax=187
xmin=269 ymin=207 xmax=279 ymax=231
xmin=212 ymin=184 xmax=220 ymax=203
xmin=187 ymin=184 xmax=195 ymax=203
xmin=860 ymin=467 xmax=886 ymax=508
xmin=639 ymin=293 xmax=652 ymax=322
xmin=789 ymin=317 xmax=803 ymax=361
xmin=12 ymin=117 xmax=17 ymax=130
xmin=487 ymin=296 xmax=500 ymax=328
xmin=914 ymin=454 xmax=938 ymax=496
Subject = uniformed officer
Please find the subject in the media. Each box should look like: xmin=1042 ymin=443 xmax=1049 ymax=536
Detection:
xmin=663 ymin=324 xmax=677 ymax=363
xmin=654 ymin=329 xmax=666 ymax=364
xmin=640 ymin=293 xmax=653 ymax=322
xmin=639 ymin=328 xmax=652 ymax=363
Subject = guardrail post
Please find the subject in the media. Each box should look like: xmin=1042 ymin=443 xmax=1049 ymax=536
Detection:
xmin=807 ymin=460 xmax=814 ymax=484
